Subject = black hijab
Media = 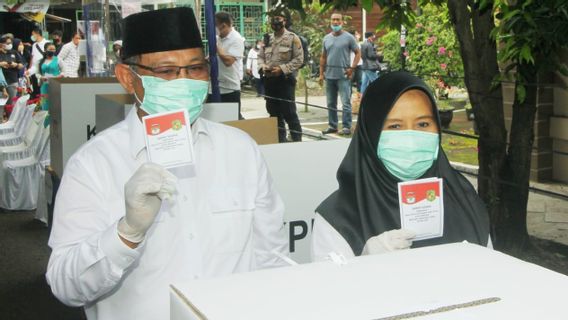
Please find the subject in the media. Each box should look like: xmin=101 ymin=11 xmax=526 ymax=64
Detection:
xmin=316 ymin=71 xmax=490 ymax=255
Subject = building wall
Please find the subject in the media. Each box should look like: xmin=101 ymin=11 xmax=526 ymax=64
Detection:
xmin=502 ymin=74 xmax=555 ymax=182
xmin=551 ymin=49 xmax=568 ymax=183
xmin=343 ymin=4 xmax=384 ymax=36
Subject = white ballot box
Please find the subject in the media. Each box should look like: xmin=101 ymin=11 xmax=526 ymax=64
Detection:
xmin=170 ymin=243 xmax=568 ymax=320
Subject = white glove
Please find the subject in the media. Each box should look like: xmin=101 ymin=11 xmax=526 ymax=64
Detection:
xmin=361 ymin=229 xmax=416 ymax=255
xmin=118 ymin=163 xmax=177 ymax=243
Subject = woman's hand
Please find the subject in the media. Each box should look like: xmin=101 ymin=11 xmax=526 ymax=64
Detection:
xmin=362 ymin=229 xmax=416 ymax=255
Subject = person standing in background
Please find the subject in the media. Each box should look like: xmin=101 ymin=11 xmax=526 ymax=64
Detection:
xmin=58 ymin=32 xmax=82 ymax=78
xmin=212 ymin=11 xmax=245 ymax=119
xmin=319 ymin=13 xmax=361 ymax=136
xmin=246 ymin=39 xmax=264 ymax=97
xmin=360 ymin=32 xmax=380 ymax=94
xmin=50 ymin=30 xmax=64 ymax=55
xmin=257 ymin=6 xmax=304 ymax=142
xmin=27 ymin=27 xmax=48 ymax=100
xmin=38 ymin=42 xmax=64 ymax=111
xmin=0 ymin=37 xmax=24 ymax=117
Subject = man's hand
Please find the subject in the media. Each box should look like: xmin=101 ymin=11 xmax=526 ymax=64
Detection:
xmin=117 ymin=163 xmax=178 ymax=246
xmin=0 ymin=61 xmax=8 ymax=68
xmin=345 ymin=67 xmax=353 ymax=79
xmin=271 ymin=66 xmax=283 ymax=76
xmin=361 ymin=229 xmax=416 ymax=255
xmin=318 ymin=73 xmax=324 ymax=86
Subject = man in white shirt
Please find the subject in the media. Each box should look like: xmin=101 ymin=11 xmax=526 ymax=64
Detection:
xmin=46 ymin=8 xmax=288 ymax=320
xmin=27 ymin=27 xmax=48 ymax=98
xmin=213 ymin=11 xmax=245 ymax=119
xmin=58 ymin=32 xmax=82 ymax=78
xmin=246 ymin=39 xmax=264 ymax=97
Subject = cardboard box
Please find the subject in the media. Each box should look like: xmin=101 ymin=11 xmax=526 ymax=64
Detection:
xmin=224 ymin=117 xmax=278 ymax=145
xmin=170 ymin=242 xmax=568 ymax=320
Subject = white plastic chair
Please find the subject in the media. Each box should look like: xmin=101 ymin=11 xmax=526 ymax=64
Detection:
xmin=0 ymin=95 xmax=30 ymax=135
xmin=0 ymin=125 xmax=50 ymax=210
xmin=0 ymin=111 xmax=47 ymax=163
xmin=0 ymin=104 xmax=36 ymax=147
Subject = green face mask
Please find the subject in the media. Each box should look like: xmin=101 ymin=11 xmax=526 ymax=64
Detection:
xmin=377 ymin=130 xmax=440 ymax=181
xmin=330 ymin=25 xmax=342 ymax=32
xmin=134 ymin=74 xmax=209 ymax=123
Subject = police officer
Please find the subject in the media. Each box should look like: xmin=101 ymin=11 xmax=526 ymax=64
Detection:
xmin=258 ymin=6 xmax=303 ymax=142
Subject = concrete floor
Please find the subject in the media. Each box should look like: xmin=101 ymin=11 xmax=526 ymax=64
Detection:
xmin=0 ymin=210 xmax=83 ymax=320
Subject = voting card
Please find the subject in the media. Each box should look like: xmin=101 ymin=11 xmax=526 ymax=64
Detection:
xmin=398 ymin=178 xmax=444 ymax=241
xmin=142 ymin=109 xmax=194 ymax=169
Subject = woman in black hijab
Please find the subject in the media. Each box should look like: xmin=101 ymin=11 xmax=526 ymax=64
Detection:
xmin=311 ymin=71 xmax=490 ymax=261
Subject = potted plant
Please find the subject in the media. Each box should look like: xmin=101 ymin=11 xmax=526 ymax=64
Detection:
xmin=437 ymin=99 xmax=455 ymax=129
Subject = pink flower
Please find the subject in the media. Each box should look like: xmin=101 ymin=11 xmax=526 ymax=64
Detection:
xmin=440 ymin=63 xmax=447 ymax=70
xmin=403 ymin=50 xmax=409 ymax=57
xmin=400 ymin=38 xmax=406 ymax=46
xmin=426 ymin=36 xmax=436 ymax=46
xmin=438 ymin=47 xmax=446 ymax=55
xmin=416 ymin=23 xmax=423 ymax=28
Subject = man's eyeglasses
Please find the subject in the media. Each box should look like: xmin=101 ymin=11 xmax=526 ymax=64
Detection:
xmin=125 ymin=62 xmax=210 ymax=81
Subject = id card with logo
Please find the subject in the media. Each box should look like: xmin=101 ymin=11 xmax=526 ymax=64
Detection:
xmin=142 ymin=109 xmax=194 ymax=169
xmin=398 ymin=177 xmax=444 ymax=241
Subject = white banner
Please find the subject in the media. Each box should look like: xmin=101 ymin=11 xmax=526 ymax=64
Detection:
xmin=0 ymin=0 xmax=49 ymax=13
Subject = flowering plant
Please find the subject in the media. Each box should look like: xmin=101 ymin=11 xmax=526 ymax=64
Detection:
xmin=381 ymin=3 xmax=464 ymax=92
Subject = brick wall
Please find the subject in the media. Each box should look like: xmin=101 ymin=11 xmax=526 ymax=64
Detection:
xmin=502 ymin=73 xmax=554 ymax=182
xmin=551 ymin=49 xmax=568 ymax=183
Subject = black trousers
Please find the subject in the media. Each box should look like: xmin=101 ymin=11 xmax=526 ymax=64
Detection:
xmin=208 ymin=90 xmax=243 ymax=120
xmin=30 ymin=74 xmax=41 ymax=100
xmin=263 ymin=74 xmax=302 ymax=142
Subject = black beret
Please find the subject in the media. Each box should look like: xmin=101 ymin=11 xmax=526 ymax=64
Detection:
xmin=121 ymin=7 xmax=202 ymax=60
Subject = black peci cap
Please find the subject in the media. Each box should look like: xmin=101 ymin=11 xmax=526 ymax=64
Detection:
xmin=121 ymin=7 xmax=203 ymax=60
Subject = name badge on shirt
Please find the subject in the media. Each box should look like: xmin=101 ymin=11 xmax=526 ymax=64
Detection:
xmin=142 ymin=110 xmax=195 ymax=169
xmin=398 ymin=178 xmax=444 ymax=241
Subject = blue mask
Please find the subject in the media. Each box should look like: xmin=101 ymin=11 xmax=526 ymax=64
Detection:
xmin=134 ymin=74 xmax=209 ymax=123
xmin=331 ymin=25 xmax=342 ymax=32
xmin=377 ymin=130 xmax=440 ymax=181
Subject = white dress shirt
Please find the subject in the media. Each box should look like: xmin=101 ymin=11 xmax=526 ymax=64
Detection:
xmin=311 ymin=213 xmax=493 ymax=262
xmin=58 ymin=42 xmax=80 ymax=77
xmin=28 ymin=38 xmax=48 ymax=76
xmin=246 ymin=48 xmax=260 ymax=79
xmin=47 ymin=108 xmax=288 ymax=320
xmin=216 ymin=28 xmax=244 ymax=94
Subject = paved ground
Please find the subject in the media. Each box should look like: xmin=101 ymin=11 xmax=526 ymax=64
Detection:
xmin=0 ymin=91 xmax=566 ymax=319
xmin=0 ymin=210 xmax=84 ymax=319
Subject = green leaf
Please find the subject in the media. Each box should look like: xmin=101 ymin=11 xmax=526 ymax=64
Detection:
xmin=516 ymin=84 xmax=526 ymax=103
xmin=361 ymin=0 xmax=373 ymax=12
xmin=519 ymin=44 xmax=534 ymax=64
xmin=478 ymin=0 xmax=491 ymax=12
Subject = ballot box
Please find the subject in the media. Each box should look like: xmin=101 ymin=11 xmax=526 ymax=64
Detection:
xmin=170 ymin=242 xmax=568 ymax=320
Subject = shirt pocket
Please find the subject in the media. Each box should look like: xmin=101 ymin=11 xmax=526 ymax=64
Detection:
xmin=278 ymin=46 xmax=291 ymax=61
xmin=263 ymin=47 xmax=272 ymax=61
xmin=208 ymin=187 xmax=255 ymax=254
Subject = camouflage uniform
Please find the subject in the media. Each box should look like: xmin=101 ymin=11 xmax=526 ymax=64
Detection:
xmin=257 ymin=29 xmax=303 ymax=142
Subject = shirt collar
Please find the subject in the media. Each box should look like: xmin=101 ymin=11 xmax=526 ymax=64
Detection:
xmin=127 ymin=107 xmax=146 ymax=159
xmin=127 ymin=107 xmax=211 ymax=160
